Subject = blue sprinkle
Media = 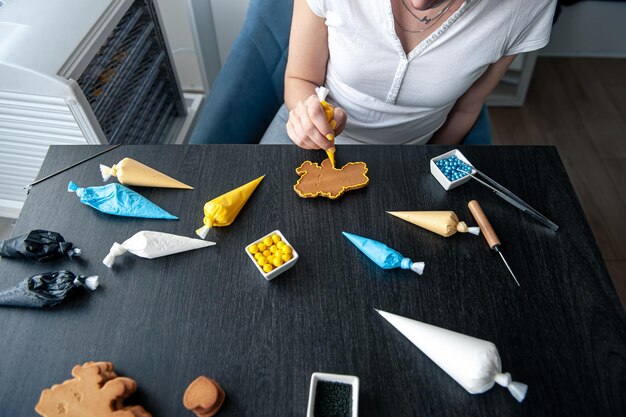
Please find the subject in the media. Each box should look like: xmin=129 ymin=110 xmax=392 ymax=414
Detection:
xmin=437 ymin=155 xmax=474 ymax=182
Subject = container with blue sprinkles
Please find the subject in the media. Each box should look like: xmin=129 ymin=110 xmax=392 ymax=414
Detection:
xmin=430 ymin=149 xmax=474 ymax=190
xmin=307 ymin=372 xmax=359 ymax=417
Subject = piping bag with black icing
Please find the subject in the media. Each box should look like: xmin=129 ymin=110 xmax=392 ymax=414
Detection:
xmin=0 ymin=270 xmax=98 ymax=308
xmin=0 ymin=230 xmax=81 ymax=261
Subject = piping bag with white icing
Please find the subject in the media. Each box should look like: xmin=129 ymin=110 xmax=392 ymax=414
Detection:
xmin=375 ymin=309 xmax=528 ymax=402
xmin=103 ymin=231 xmax=215 ymax=268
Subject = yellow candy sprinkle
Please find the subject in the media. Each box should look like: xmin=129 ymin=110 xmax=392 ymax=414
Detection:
xmin=251 ymin=233 xmax=295 ymax=274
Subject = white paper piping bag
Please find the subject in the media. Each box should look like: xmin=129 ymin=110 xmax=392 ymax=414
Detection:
xmin=103 ymin=231 xmax=215 ymax=268
xmin=375 ymin=309 xmax=528 ymax=402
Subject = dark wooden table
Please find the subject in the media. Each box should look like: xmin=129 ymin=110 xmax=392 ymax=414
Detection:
xmin=0 ymin=145 xmax=624 ymax=416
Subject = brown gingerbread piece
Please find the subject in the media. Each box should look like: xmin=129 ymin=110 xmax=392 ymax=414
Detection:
xmin=294 ymin=158 xmax=369 ymax=199
xmin=183 ymin=376 xmax=225 ymax=417
xmin=35 ymin=362 xmax=151 ymax=417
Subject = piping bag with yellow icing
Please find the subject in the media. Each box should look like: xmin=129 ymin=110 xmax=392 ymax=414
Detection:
xmin=315 ymin=86 xmax=336 ymax=168
xmin=100 ymin=157 xmax=193 ymax=189
xmin=196 ymin=175 xmax=264 ymax=239
xmin=387 ymin=211 xmax=480 ymax=237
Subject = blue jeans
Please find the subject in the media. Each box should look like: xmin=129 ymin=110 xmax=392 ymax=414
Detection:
xmin=259 ymin=105 xmax=294 ymax=144
xmin=260 ymin=103 xmax=492 ymax=145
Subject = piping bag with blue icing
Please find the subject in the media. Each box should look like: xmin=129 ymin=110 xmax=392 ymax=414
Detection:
xmin=68 ymin=182 xmax=177 ymax=219
xmin=342 ymin=232 xmax=425 ymax=275
xmin=375 ymin=309 xmax=528 ymax=402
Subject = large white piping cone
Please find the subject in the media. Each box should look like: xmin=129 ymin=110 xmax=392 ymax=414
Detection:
xmin=374 ymin=309 xmax=527 ymax=402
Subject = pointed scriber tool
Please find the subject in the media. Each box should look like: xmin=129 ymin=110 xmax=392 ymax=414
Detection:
xmin=468 ymin=200 xmax=520 ymax=286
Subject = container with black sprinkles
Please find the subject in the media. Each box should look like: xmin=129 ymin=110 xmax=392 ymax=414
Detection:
xmin=307 ymin=372 xmax=359 ymax=417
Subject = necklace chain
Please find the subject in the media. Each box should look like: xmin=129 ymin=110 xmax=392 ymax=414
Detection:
xmin=400 ymin=0 xmax=454 ymax=24
xmin=394 ymin=0 xmax=455 ymax=33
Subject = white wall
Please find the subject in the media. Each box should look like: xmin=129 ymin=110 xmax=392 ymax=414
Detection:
xmin=157 ymin=0 xmax=247 ymax=90
xmin=541 ymin=1 xmax=626 ymax=57
xmin=210 ymin=0 xmax=250 ymax=65
xmin=155 ymin=0 xmax=206 ymax=92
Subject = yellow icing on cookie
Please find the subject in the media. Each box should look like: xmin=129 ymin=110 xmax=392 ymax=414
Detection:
xmin=293 ymin=159 xmax=369 ymax=199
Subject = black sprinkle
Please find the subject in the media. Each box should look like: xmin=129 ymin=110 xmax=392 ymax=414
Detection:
xmin=314 ymin=381 xmax=352 ymax=417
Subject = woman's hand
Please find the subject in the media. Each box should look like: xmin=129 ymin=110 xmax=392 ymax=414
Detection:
xmin=287 ymin=94 xmax=347 ymax=149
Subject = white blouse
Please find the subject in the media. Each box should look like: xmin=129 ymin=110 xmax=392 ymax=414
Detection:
xmin=304 ymin=0 xmax=557 ymax=144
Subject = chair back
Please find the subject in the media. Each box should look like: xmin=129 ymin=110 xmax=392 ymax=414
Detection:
xmin=190 ymin=0 xmax=293 ymax=144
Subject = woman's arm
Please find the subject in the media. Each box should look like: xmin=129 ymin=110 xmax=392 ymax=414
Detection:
xmin=429 ymin=54 xmax=517 ymax=145
xmin=284 ymin=0 xmax=346 ymax=149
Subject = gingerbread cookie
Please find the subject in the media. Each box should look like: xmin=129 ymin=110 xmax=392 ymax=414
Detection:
xmin=183 ymin=376 xmax=225 ymax=417
xmin=294 ymin=158 xmax=369 ymax=199
xmin=35 ymin=362 xmax=151 ymax=417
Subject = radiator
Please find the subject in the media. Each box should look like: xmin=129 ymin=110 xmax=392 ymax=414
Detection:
xmin=0 ymin=0 xmax=188 ymax=218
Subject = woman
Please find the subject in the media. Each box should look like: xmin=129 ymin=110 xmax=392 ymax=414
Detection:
xmin=261 ymin=0 xmax=557 ymax=148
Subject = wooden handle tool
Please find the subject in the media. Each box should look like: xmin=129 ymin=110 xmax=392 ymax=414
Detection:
xmin=468 ymin=200 xmax=520 ymax=286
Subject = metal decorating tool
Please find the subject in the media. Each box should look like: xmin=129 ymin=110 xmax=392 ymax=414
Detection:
xmin=429 ymin=150 xmax=558 ymax=231
xmin=468 ymin=200 xmax=520 ymax=287
xmin=23 ymin=144 xmax=122 ymax=192
xmin=458 ymin=167 xmax=559 ymax=231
